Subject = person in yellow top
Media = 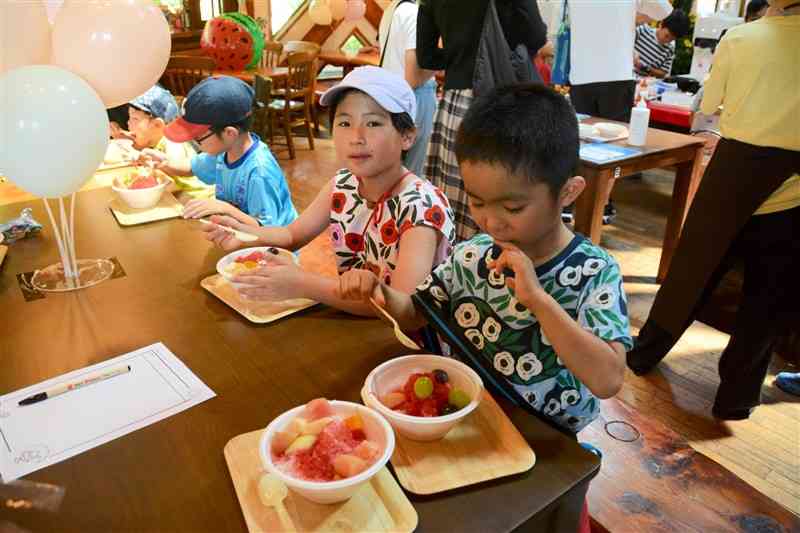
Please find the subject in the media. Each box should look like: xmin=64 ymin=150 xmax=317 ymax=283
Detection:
xmin=627 ymin=0 xmax=800 ymax=420
xmin=127 ymin=85 xmax=215 ymax=200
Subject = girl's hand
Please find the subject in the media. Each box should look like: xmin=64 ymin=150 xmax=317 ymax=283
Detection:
xmin=137 ymin=148 xmax=168 ymax=169
xmin=489 ymin=241 xmax=544 ymax=308
xmin=234 ymin=252 xmax=304 ymax=301
xmin=183 ymin=198 xmax=232 ymax=219
xmin=200 ymin=215 xmax=245 ymax=251
xmin=338 ymin=269 xmax=386 ymax=306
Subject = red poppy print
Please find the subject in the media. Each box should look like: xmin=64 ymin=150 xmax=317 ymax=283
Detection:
xmin=380 ymin=219 xmax=399 ymax=245
xmin=331 ymin=192 xmax=347 ymax=213
xmin=424 ymin=205 xmax=445 ymax=229
xmin=364 ymin=262 xmax=381 ymax=276
xmin=399 ymin=219 xmax=413 ymax=234
xmin=435 ymin=188 xmax=450 ymax=208
xmin=344 ymin=232 xmax=364 ymax=252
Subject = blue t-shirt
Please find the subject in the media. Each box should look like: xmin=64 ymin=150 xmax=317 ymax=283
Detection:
xmin=414 ymin=233 xmax=633 ymax=433
xmin=191 ymin=134 xmax=298 ymax=226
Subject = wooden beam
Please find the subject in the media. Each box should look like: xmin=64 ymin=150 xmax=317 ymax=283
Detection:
xmin=365 ymin=0 xmax=382 ymax=35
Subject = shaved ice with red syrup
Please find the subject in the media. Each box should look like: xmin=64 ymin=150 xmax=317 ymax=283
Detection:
xmin=270 ymin=398 xmax=381 ymax=482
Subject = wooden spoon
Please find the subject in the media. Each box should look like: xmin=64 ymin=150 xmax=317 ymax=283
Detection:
xmin=369 ymin=297 xmax=421 ymax=351
xmin=258 ymin=473 xmax=296 ymax=532
xmin=196 ymin=218 xmax=259 ymax=242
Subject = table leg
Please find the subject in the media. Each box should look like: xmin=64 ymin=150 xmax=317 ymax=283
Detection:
xmin=574 ymin=168 xmax=615 ymax=244
xmin=658 ymin=145 xmax=704 ymax=282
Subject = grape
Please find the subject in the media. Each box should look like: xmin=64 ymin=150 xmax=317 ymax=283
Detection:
xmin=448 ymin=388 xmax=470 ymax=409
xmin=432 ymin=369 xmax=449 ymax=383
xmin=413 ymin=376 xmax=434 ymax=399
xmin=440 ymin=404 xmax=458 ymax=416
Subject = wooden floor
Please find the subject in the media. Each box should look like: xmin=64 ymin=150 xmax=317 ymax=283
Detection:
xmin=2 ymin=136 xmax=798 ymax=518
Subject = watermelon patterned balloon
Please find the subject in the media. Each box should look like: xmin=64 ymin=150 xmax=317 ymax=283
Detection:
xmin=200 ymin=13 xmax=265 ymax=70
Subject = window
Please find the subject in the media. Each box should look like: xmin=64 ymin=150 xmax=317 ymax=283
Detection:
xmin=271 ymin=0 xmax=307 ymax=36
xmin=199 ymin=0 xmax=223 ymax=21
xmin=340 ymin=31 xmax=368 ymax=56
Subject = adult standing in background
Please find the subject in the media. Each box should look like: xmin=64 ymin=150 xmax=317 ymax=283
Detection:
xmin=627 ymin=0 xmax=800 ymax=420
xmin=362 ymin=0 xmax=437 ymax=177
xmin=417 ymin=0 xmax=547 ymax=241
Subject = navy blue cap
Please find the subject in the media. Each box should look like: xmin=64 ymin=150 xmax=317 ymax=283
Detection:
xmin=165 ymin=76 xmax=254 ymax=142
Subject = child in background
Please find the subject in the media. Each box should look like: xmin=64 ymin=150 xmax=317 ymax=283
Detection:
xmin=339 ymin=84 xmax=631 ymax=430
xmin=127 ymin=85 xmax=215 ymax=199
xmin=634 ymin=9 xmax=691 ymax=78
xmin=149 ymin=76 xmax=297 ymax=227
xmin=202 ymin=67 xmax=456 ymax=317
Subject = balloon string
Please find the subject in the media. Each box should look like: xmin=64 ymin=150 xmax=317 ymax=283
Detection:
xmin=58 ymin=197 xmax=77 ymax=287
xmin=69 ymin=193 xmax=78 ymax=279
xmin=42 ymin=198 xmax=73 ymax=281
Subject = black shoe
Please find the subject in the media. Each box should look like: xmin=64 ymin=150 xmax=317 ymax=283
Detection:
xmin=626 ymin=321 xmax=677 ymax=375
xmin=626 ymin=351 xmax=657 ymax=376
xmin=602 ymin=202 xmax=617 ymax=225
xmin=561 ymin=204 xmax=574 ymax=224
xmin=711 ymin=404 xmax=755 ymax=421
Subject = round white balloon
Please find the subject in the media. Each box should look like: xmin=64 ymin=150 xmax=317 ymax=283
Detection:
xmin=0 ymin=66 xmax=109 ymax=199
xmin=0 ymin=1 xmax=52 ymax=75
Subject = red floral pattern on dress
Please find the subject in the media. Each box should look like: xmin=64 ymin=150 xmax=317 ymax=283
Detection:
xmin=328 ymin=170 xmax=456 ymax=282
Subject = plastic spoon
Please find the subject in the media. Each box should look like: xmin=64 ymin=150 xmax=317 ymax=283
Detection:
xmin=369 ymin=297 xmax=421 ymax=351
xmin=196 ymin=218 xmax=259 ymax=242
xmin=258 ymin=473 xmax=296 ymax=532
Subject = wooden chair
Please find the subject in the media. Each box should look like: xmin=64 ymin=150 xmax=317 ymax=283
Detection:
xmin=267 ymin=52 xmax=316 ymax=159
xmin=281 ymin=41 xmax=321 ymax=62
xmin=260 ymin=41 xmax=283 ymax=70
xmin=252 ymin=74 xmax=273 ymax=141
xmin=161 ymin=55 xmax=216 ymax=100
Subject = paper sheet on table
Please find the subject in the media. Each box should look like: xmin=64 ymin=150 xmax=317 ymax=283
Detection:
xmin=0 ymin=343 xmax=215 ymax=481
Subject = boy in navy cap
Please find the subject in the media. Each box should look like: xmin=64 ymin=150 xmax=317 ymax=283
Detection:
xmin=151 ymin=76 xmax=297 ymax=227
xmin=129 ymin=85 xmax=214 ymax=199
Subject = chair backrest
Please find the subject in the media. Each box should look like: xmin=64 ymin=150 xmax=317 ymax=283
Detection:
xmin=261 ymin=41 xmax=283 ymax=70
xmin=282 ymin=41 xmax=320 ymax=63
xmin=161 ymin=55 xmax=216 ymax=97
xmin=254 ymin=74 xmax=273 ymax=107
xmin=286 ymin=52 xmax=316 ymax=100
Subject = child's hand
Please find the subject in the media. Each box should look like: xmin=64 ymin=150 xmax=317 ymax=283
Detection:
xmin=338 ymin=269 xmax=386 ymax=307
xmin=234 ymin=252 xmax=304 ymax=301
xmin=137 ymin=148 xmax=167 ymax=169
xmin=109 ymin=122 xmax=135 ymax=141
xmin=200 ymin=214 xmax=246 ymax=251
xmin=489 ymin=241 xmax=544 ymax=308
xmin=183 ymin=198 xmax=232 ymax=220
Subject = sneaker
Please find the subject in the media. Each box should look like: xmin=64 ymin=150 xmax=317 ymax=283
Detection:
xmin=602 ymin=202 xmax=617 ymax=225
xmin=775 ymin=372 xmax=800 ymax=396
xmin=561 ymin=204 xmax=574 ymax=224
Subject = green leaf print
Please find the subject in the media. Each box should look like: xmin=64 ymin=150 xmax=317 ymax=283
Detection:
xmin=463 ymin=268 xmax=477 ymax=289
xmin=585 ymin=313 xmax=596 ymax=329
xmin=556 ymin=374 xmax=569 ymax=388
xmin=454 ymin=261 xmax=464 ymax=286
xmin=489 ymin=294 xmax=509 ymax=305
xmin=339 ymin=183 xmax=356 ymax=190
xmin=584 ymin=397 xmax=596 ymax=413
xmin=552 ymin=288 xmax=566 ymax=301
xmin=497 ymin=299 xmax=511 ymax=312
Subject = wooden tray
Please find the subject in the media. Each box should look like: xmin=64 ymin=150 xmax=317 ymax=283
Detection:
xmin=202 ymin=233 xmax=339 ymax=324
xmin=109 ymin=192 xmax=183 ymax=226
xmin=224 ymin=430 xmax=418 ymax=533
xmin=366 ymin=389 xmax=536 ymax=495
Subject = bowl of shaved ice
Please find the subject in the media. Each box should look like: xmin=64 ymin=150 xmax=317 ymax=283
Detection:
xmin=216 ymin=247 xmax=297 ymax=290
xmin=259 ymin=398 xmax=395 ymax=504
xmin=112 ymin=167 xmax=170 ymax=209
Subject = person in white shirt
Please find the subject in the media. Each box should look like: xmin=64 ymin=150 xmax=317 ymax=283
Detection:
xmin=363 ymin=0 xmax=437 ymax=176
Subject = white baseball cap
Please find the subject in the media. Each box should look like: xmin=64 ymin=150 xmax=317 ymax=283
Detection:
xmin=320 ymin=66 xmax=417 ymax=121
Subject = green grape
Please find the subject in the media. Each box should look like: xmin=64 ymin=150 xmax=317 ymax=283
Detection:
xmin=413 ymin=376 xmax=434 ymax=399
xmin=448 ymin=388 xmax=471 ymax=409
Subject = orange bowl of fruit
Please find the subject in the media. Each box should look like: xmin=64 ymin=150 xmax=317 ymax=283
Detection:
xmin=259 ymin=398 xmax=395 ymax=504
xmin=362 ymin=354 xmax=483 ymax=441
xmin=216 ymin=246 xmax=297 ymax=290
xmin=112 ymin=167 xmax=170 ymax=209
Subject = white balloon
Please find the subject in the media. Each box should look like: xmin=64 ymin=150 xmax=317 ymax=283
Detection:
xmin=0 ymin=1 xmax=52 ymax=74
xmin=330 ymin=0 xmax=346 ymax=20
xmin=0 ymin=66 xmax=109 ymax=199
xmin=309 ymin=0 xmax=333 ymax=25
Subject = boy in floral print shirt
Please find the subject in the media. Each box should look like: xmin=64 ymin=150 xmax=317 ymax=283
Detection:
xmin=339 ymin=84 xmax=632 ymax=433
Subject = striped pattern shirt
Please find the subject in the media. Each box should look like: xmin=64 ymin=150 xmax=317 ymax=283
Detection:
xmin=634 ymin=24 xmax=675 ymax=74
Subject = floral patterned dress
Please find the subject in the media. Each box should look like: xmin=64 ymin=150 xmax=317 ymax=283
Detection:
xmin=414 ymin=233 xmax=633 ymax=432
xmin=328 ymin=169 xmax=456 ymax=284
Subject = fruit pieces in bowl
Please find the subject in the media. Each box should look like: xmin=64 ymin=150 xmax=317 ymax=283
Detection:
xmin=216 ymin=247 xmax=297 ymax=290
xmin=270 ymin=398 xmax=382 ymax=482
xmin=117 ymin=166 xmax=164 ymax=189
xmin=223 ymin=250 xmax=273 ymax=276
xmin=111 ymin=167 xmax=170 ymax=209
xmin=259 ymin=398 xmax=395 ymax=504
xmin=380 ymin=369 xmax=472 ymax=417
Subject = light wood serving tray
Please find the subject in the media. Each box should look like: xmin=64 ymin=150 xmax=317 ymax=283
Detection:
xmin=109 ymin=192 xmax=183 ymax=226
xmin=370 ymin=390 xmax=536 ymax=495
xmin=224 ymin=430 xmax=418 ymax=533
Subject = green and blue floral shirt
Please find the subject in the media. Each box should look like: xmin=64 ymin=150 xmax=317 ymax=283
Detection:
xmin=414 ymin=233 xmax=632 ymax=432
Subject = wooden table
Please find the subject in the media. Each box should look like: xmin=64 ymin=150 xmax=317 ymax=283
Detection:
xmin=318 ymin=50 xmax=379 ymax=75
xmin=0 ymin=188 xmax=599 ymax=533
xmin=215 ymin=65 xmax=289 ymax=85
xmin=575 ymin=119 xmax=705 ymax=282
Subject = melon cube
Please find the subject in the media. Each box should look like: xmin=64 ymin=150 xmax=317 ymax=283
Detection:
xmin=285 ymin=434 xmax=317 ymax=455
xmin=332 ymin=454 xmax=368 ymax=478
xmin=302 ymin=416 xmax=333 ymax=436
xmin=303 ymin=398 xmax=334 ymax=420
xmin=353 ymin=440 xmax=381 ymax=462
xmin=380 ymin=392 xmax=406 ymax=409
xmin=271 ymin=427 xmax=300 ymax=454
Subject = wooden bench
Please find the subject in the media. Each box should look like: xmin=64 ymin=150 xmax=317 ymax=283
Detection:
xmin=581 ymin=399 xmax=799 ymax=532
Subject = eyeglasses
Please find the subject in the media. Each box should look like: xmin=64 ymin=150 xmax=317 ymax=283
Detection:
xmin=195 ymin=130 xmax=215 ymax=144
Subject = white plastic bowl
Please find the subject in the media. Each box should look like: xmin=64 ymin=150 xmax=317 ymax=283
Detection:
xmin=593 ymin=122 xmax=628 ymax=139
xmin=215 ymin=246 xmax=297 ymax=290
xmin=111 ymin=172 xmax=169 ymax=209
xmin=259 ymin=400 xmax=395 ymax=504
xmin=578 ymin=123 xmax=597 ymax=139
xmin=363 ymin=354 xmax=484 ymax=442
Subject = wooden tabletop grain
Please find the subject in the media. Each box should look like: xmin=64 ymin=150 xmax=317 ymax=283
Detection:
xmin=0 ymin=188 xmax=599 ymax=533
